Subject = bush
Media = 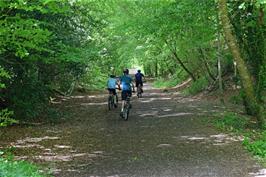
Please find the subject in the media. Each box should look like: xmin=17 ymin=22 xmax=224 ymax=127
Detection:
xmin=229 ymin=94 xmax=243 ymax=105
xmin=8 ymin=78 xmax=49 ymax=120
xmin=0 ymin=109 xmax=18 ymax=127
xmin=212 ymin=112 xmax=266 ymax=159
xmin=0 ymin=153 xmax=46 ymax=177
xmin=243 ymin=131 xmax=266 ymax=158
xmin=153 ymin=76 xmax=181 ymax=88
xmin=213 ymin=112 xmax=248 ymax=131
xmin=184 ymin=77 xmax=209 ymax=95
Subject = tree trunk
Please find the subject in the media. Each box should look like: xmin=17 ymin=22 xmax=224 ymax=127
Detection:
xmin=198 ymin=48 xmax=216 ymax=81
xmin=155 ymin=58 xmax=158 ymax=77
xmin=172 ymin=51 xmax=197 ymax=81
xmin=218 ymin=0 xmax=263 ymax=126
xmin=164 ymin=40 xmax=197 ymax=81
xmin=217 ymin=31 xmax=224 ymax=104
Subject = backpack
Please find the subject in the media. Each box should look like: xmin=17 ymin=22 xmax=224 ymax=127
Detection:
xmin=135 ymin=73 xmax=142 ymax=81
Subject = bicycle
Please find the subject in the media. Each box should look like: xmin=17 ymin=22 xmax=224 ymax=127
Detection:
xmin=108 ymin=92 xmax=118 ymax=110
xmin=137 ymin=85 xmax=142 ymax=98
xmin=121 ymin=93 xmax=132 ymax=121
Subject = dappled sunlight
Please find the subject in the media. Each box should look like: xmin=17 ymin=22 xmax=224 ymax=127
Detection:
xmin=15 ymin=136 xmax=60 ymax=144
xmin=177 ymin=133 xmax=244 ymax=146
xmin=10 ymin=135 xmax=104 ymax=166
xmin=71 ymin=94 xmax=107 ymax=99
xmin=12 ymin=143 xmax=45 ymax=149
xmin=51 ymin=100 xmax=62 ymax=104
xmin=140 ymin=97 xmax=172 ymax=103
xmin=54 ymin=145 xmax=72 ymax=149
xmin=178 ymin=98 xmax=199 ymax=103
xmin=187 ymin=137 xmax=206 ymax=141
xmin=144 ymin=92 xmax=170 ymax=96
xmin=71 ymin=95 xmax=86 ymax=99
xmin=163 ymin=108 xmax=172 ymax=112
xmin=157 ymin=144 xmax=173 ymax=148
xmin=139 ymin=110 xmax=158 ymax=117
xmin=158 ymin=112 xmax=193 ymax=118
xmin=46 ymin=130 xmax=62 ymax=133
xmin=32 ymin=152 xmax=100 ymax=162
xmin=81 ymin=102 xmax=107 ymax=106
xmin=187 ymin=105 xmax=199 ymax=108
xmin=249 ymin=169 xmax=266 ymax=177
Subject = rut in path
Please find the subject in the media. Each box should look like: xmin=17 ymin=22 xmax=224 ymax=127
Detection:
xmin=0 ymin=83 xmax=264 ymax=177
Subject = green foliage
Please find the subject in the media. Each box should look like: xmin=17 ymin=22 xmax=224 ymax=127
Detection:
xmin=0 ymin=0 xmax=265 ymax=124
xmin=0 ymin=66 xmax=10 ymax=89
xmin=184 ymin=77 xmax=209 ymax=95
xmin=243 ymin=131 xmax=266 ymax=158
xmin=0 ymin=109 xmax=17 ymax=127
xmin=229 ymin=94 xmax=243 ymax=105
xmin=101 ymin=0 xmax=217 ymax=80
xmin=213 ymin=112 xmax=248 ymax=131
xmin=153 ymin=76 xmax=181 ymax=88
xmin=0 ymin=148 xmax=48 ymax=176
xmin=211 ymin=112 xmax=266 ymax=159
xmin=0 ymin=0 xmax=105 ymax=121
xmin=0 ymin=157 xmax=46 ymax=177
xmin=80 ymin=66 xmax=108 ymax=90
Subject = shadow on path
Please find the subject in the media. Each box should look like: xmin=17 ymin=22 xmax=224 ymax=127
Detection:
xmin=0 ymin=83 xmax=264 ymax=177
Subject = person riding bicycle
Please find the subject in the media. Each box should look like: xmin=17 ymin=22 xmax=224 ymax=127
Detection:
xmin=107 ymin=74 xmax=119 ymax=107
xmin=119 ymin=69 xmax=135 ymax=116
xmin=135 ymin=69 xmax=145 ymax=93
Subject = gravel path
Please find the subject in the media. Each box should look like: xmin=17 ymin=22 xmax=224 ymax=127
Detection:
xmin=0 ymin=83 xmax=264 ymax=177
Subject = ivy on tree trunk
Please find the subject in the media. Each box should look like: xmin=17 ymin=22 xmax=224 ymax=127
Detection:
xmin=218 ymin=0 xmax=264 ymax=126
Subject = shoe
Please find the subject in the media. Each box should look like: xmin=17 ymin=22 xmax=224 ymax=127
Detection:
xmin=120 ymin=112 xmax=123 ymax=117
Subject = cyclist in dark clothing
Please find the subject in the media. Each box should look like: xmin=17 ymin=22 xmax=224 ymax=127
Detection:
xmin=135 ymin=70 xmax=145 ymax=93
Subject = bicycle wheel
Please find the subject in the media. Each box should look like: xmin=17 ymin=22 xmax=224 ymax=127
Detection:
xmin=108 ymin=96 xmax=112 ymax=110
xmin=123 ymin=104 xmax=129 ymax=121
xmin=114 ymin=95 xmax=118 ymax=108
xmin=111 ymin=96 xmax=115 ymax=108
xmin=137 ymin=88 xmax=142 ymax=98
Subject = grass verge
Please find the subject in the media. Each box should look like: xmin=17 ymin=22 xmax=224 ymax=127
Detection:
xmin=0 ymin=150 xmax=48 ymax=177
xmin=210 ymin=112 xmax=266 ymax=165
xmin=153 ymin=77 xmax=181 ymax=88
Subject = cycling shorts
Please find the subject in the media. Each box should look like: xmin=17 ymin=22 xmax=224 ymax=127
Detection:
xmin=108 ymin=88 xmax=117 ymax=95
xmin=136 ymin=81 xmax=143 ymax=87
xmin=121 ymin=90 xmax=132 ymax=100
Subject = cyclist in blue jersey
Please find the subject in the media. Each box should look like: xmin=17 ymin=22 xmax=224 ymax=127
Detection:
xmin=107 ymin=74 xmax=119 ymax=106
xmin=135 ymin=69 xmax=145 ymax=93
xmin=119 ymin=69 xmax=135 ymax=116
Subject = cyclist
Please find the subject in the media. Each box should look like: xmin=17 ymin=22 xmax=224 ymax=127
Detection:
xmin=135 ymin=69 xmax=145 ymax=93
xmin=119 ymin=69 xmax=135 ymax=116
xmin=107 ymin=74 xmax=119 ymax=107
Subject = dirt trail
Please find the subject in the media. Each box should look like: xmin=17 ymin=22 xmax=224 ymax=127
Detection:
xmin=0 ymin=83 xmax=265 ymax=177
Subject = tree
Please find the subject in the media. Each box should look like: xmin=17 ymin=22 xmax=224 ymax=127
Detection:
xmin=218 ymin=0 xmax=264 ymax=126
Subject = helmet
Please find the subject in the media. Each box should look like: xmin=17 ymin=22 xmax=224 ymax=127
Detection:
xmin=123 ymin=68 xmax=129 ymax=74
xmin=137 ymin=69 xmax=141 ymax=73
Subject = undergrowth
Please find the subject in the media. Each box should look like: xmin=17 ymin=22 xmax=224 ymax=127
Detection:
xmin=211 ymin=111 xmax=266 ymax=163
xmin=153 ymin=77 xmax=181 ymax=88
xmin=183 ymin=77 xmax=209 ymax=95
xmin=0 ymin=149 xmax=47 ymax=177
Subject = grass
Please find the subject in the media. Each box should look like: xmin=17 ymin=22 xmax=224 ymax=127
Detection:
xmin=153 ymin=77 xmax=181 ymax=88
xmin=183 ymin=77 xmax=209 ymax=95
xmin=0 ymin=150 xmax=48 ymax=177
xmin=212 ymin=112 xmax=248 ymax=132
xmin=0 ymin=158 xmax=46 ymax=177
xmin=211 ymin=111 xmax=266 ymax=163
